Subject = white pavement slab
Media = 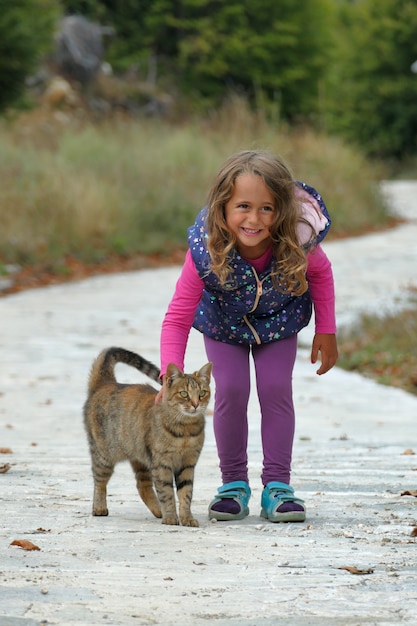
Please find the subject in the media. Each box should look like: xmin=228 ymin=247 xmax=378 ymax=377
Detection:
xmin=1 ymin=182 xmax=417 ymax=626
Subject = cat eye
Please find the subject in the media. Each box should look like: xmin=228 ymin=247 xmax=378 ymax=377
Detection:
xmin=179 ymin=391 xmax=189 ymax=398
xmin=199 ymin=391 xmax=207 ymax=398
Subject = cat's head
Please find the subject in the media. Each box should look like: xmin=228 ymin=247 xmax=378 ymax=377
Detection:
xmin=165 ymin=362 xmax=212 ymax=417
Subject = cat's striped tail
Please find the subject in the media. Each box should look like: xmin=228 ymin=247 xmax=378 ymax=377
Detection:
xmin=87 ymin=346 xmax=161 ymax=394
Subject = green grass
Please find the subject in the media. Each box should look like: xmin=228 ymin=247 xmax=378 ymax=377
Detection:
xmin=0 ymin=97 xmax=390 ymax=267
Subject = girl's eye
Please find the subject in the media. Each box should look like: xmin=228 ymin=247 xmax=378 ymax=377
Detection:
xmin=199 ymin=390 xmax=207 ymax=398
xmin=180 ymin=391 xmax=189 ymax=398
xmin=261 ymin=206 xmax=274 ymax=212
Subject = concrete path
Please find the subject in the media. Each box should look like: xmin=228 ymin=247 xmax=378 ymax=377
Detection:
xmin=1 ymin=182 xmax=417 ymax=626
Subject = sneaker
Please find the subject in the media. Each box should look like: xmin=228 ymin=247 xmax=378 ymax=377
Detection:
xmin=208 ymin=481 xmax=251 ymax=521
xmin=260 ymin=481 xmax=306 ymax=523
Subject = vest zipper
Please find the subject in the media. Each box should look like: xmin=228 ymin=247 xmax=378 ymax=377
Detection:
xmin=243 ymin=315 xmax=261 ymax=344
xmin=243 ymin=267 xmax=270 ymax=345
xmin=248 ymin=267 xmax=263 ymax=313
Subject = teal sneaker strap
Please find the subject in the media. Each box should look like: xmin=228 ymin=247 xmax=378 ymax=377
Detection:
xmin=264 ymin=481 xmax=294 ymax=495
xmin=217 ymin=481 xmax=251 ymax=497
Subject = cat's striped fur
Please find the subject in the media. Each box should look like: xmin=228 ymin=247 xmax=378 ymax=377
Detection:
xmin=83 ymin=347 xmax=212 ymax=526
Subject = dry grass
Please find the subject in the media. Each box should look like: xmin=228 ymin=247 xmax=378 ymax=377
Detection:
xmin=0 ymin=97 xmax=390 ymax=266
xmin=337 ymin=293 xmax=417 ymax=397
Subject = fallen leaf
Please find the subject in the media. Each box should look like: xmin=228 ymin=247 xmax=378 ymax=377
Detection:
xmin=36 ymin=528 xmax=51 ymax=533
xmin=401 ymin=490 xmax=417 ymax=497
xmin=0 ymin=448 xmax=12 ymax=454
xmin=10 ymin=539 xmax=40 ymax=551
xmin=193 ymin=561 xmax=206 ymax=566
xmin=402 ymin=449 xmax=415 ymax=456
xmin=163 ymin=577 xmax=174 ymax=581
xmin=0 ymin=463 xmax=11 ymax=474
xmin=40 ymin=399 xmax=52 ymax=406
xmin=338 ymin=566 xmax=374 ymax=575
xmin=411 ymin=527 xmax=417 ymax=537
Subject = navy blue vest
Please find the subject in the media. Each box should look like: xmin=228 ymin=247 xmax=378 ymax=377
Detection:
xmin=187 ymin=182 xmax=331 ymax=346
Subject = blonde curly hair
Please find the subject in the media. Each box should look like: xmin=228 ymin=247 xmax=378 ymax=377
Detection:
xmin=206 ymin=150 xmax=308 ymax=296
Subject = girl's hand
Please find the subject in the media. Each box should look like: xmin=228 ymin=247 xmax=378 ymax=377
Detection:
xmin=154 ymin=376 xmax=167 ymax=404
xmin=311 ymin=333 xmax=338 ymax=375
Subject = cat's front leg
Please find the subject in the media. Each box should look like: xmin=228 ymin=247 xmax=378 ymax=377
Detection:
xmin=152 ymin=468 xmax=179 ymax=525
xmin=92 ymin=481 xmax=109 ymax=516
xmin=175 ymin=467 xmax=199 ymax=527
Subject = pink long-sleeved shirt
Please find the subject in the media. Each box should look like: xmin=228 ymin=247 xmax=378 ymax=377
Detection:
xmin=160 ymin=244 xmax=336 ymax=376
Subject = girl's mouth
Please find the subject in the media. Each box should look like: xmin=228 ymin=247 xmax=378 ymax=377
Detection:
xmin=241 ymin=227 xmax=261 ymax=236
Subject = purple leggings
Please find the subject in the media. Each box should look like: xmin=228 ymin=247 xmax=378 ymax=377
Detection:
xmin=204 ymin=334 xmax=297 ymax=486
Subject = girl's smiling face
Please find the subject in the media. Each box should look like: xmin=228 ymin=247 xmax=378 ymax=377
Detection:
xmin=225 ymin=173 xmax=275 ymax=260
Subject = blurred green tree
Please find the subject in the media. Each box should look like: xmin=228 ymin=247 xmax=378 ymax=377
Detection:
xmin=0 ymin=0 xmax=60 ymax=111
xmin=327 ymin=0 xmax=417 ymax=159
xmin=174 ymin=0 xmax=334 ymax=121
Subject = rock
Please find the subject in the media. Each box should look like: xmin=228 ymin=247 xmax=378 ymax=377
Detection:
xmin=53 ymin=15 xmax=115 ymax=86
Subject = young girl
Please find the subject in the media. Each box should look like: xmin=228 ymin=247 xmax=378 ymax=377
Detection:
xmin=156 ymin=150 xmax=338 ymax=523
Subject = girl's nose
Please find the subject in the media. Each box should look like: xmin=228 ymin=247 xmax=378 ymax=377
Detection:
xmin=247 ymin=209 xmax=259 ymax=224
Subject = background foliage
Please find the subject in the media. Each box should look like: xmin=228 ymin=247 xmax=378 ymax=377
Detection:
xmin=2 ymin=0 xmax=417 ymax=160
xmin=0 ymin=0 xmax=59 ymax=110
xmin=327 ymin=0 xmax=417 ymax=159
xmin=62 ymin=0 xmax=334 ymax=120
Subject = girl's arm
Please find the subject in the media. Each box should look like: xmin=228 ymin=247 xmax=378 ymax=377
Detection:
xmin=306 ymin=245 xmax=338 ymax=374
xmin=306 ymin=244 xmax=336 ymax=334
xmin=160 ymin=249 xmax=204 ymax=376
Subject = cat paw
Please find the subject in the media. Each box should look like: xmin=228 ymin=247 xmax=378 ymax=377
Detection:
xmin=92 ymin=507 xmax=109 ymax=516
xmin=149 ymin=505 xmax=162 ymax=518
xmin=181 ymin=516 xmax=199 ymax=527
xmin=161 ymin=515 xmax=180 ymax=525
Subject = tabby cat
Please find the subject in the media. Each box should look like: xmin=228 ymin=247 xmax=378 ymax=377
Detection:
xmin=83 ymin=346 xmax=212 ymax=527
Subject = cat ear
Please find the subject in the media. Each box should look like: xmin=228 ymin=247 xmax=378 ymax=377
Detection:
xmin=165 ymin=363 xmax=183 ymax=387
xmin=198 ymin=362 xmax=212 ymax=382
